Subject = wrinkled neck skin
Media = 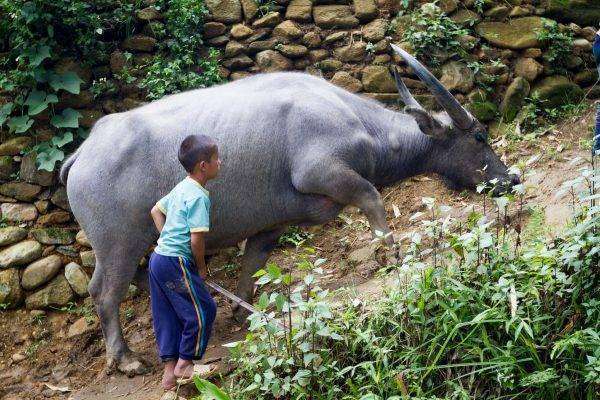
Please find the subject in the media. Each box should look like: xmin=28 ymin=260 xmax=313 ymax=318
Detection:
xmin=365 ymin=109 xmax=442 ymax=187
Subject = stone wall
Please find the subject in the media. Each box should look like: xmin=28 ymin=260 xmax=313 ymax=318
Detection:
xmin=1 ymin=0 xmax=599 ymax=310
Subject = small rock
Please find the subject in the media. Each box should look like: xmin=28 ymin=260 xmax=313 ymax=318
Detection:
xmin=484 ymin=5 xmax=509 ymax=20
xmin=56 ymin=245 xmax=79 ymax=258
xmin=439 ymin=61 xmax=474 ymax=94
xmin=580 ymin=27 xmax=596 ymax=42
xmin=361 ymin=65 xmax=396 ymax=93
xmin=252 ymin=12 xmax=281 ymax=28
xmin=0 ymin=268 xmax=23 ymax=308
xmin=574 ymin=69 xmax=599 ymax=87
xmin=222 ymin=55 xmax=254 ymax=70
xmin=0 ymin=182 xmax=42 ymax=202
xmin=500 ymin=76 xmax=530 ymax=122
xmin=309 ymin=49 xmax=330 ymax=63
xmin=531 ymin=75 xmax=584 ymax=109
xmin=32 ymin=228 xmax=76 ymax=245
xmin=80 ymin=250 xmax=96 ymax=268
xmin=0 ymin=137 xmax=32 ymax=156
xmin=122 ymin=34 xmax=157 ymax=52
xmin=110 ymin=50 xmax=128 ymax=74
xmin=244 ymin=29 xmax=270 ymax=43
xmin=37 ymin=211 xmax=71 ymax=226
xmin=248 ymin=38 xmax=282 ymax=53
xmin=1 ymin=203 xmax=38 ymax=222
xmin=514 ymin=57 xmax=543 ymax=82
xmin=302 ymin=32 xmax=322 ymax=48
xmin=34 ymin=200 xmax=50 ymax=214
xmin=313 ymin=5 xmax=359 ymax=28
xmin=230 ymin=24 xmax=253 ymax=40
xmin=11 ymin=353 xmax=26 ymax=363
xmin=286 ymin=0 xmax=312 ymax=21
xmin=64 ymin=262 xmax=90 ymax=297
xmin=0 ymin=156 xmax=15 ymax=180
xmin=0 ymin=240 xmax=43 ymax=269
xmin=475 ymin=16 xmax=547 ymax=50
xmin=573 ymin=38 xmax=592 ymax=52
xmin=353 ymin=0 xmax=378 ymax=22
xmin=206 ymin=0 xmax=243 ymax=23
xmin=203 ymin=22 xmax=227 ymax=38
xmin=522 ymin=48 xmax=542 ymax=58
xmin=273 ymin=20 xmax=302 ymax=39
xmin=348 ymin=245 xmax=376 ymax=263
xmin=316 ymin=58 xmax=343 ymax=71
xmin=50 ymin=187 xmax=70 ymax=211
xmin=230 ymin=71 xmax=251 ymax=80
xmin=323 ymin=31 xmax=347 ymax=45
xmin=331 ymin=71 xmax=363 ymax=93
xmin=67 ymin=316 xmax=98 ymax=338
xmin=277 ymin=44 xmax=308 ymax=58
xmin=75 ymin=230 xmax=91 ymax=247
xmin=333 ymin=42 xmax=367 ymax=62
xmin=21 ymin=255 xmax=63 ymax=291
xmin=509 ymin=6 xmax=530 ymax=17
xmin=207 ymin=35 xmax=230 ymax=46
xmin=224 ymin=40 xmax=246 ymax=58
xmin=256 ymin=50 xmax=293 ymax=72
xmin=240 ymin=0 xmax=258 ymax=21
xmin=438 ymin=0 xmax=457 ymax=14
xmin=136 ymin=6 xmax=163 ymax=21
xmin=0 ymin=227 xmax=28 ymax=247
xmin=362 ymin=19 xmax=387 ymax=42
xmin=450 ymin=9 xmax=481 ymax=26
xmin=25 ymin=274 xmax=74 ymax=309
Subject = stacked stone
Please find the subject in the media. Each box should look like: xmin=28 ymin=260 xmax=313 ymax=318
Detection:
xmin=0 ymin=138 xmax=93 ymax=309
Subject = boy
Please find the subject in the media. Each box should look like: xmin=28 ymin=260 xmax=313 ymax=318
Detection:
xmin=149 ymin=134 xmax=221 ymax=390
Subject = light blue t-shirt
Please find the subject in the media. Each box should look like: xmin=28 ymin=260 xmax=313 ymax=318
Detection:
xmin=154 ymin=177 xmax=211 ymax=262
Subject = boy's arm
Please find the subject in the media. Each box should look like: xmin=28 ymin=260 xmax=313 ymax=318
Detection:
xmin=191 ymin=232 xmax=208 ymax=279
xmin=150 ymin=205 xmax=166 ymax=233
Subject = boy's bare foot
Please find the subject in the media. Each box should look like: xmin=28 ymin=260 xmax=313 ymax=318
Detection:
xmin=174 ymin=359 xmax=194 ymax=379
xmin=162 ymin=360 xmax=177 ymax=390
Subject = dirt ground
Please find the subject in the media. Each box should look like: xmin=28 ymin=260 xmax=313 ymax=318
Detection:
xmin=0 ymin=106 xmax=596 ymax=400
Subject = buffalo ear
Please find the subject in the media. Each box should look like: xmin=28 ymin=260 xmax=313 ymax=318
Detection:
xmin=404 ymin=106 xmax=445 ymax=138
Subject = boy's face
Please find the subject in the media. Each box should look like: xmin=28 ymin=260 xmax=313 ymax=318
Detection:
xmin=199 ymin=150 xmax=221 ymax=180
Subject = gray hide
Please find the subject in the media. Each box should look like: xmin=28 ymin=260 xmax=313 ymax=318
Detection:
xmin=61 ymin=70 xmax=514 ymax=375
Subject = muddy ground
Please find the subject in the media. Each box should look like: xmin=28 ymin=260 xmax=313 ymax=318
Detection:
xmin=0 ymin=106 xmax=596 ymax=400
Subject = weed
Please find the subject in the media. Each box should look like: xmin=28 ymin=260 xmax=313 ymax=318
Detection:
xmin=278 ymin=226 xmax=313 ymax=248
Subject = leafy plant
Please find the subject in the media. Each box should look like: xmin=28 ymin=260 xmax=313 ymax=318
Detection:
xmin=140 ymin=0 xmax=222 ymax=100
xmin=221 ymin=162 xmax=600 ymax=399
xmin=401 ymin=4 xmax=470 ymax=66
xmin=278 ymin=225 xmax=313 ymax=247
xmin=536 ymin=20 xmax=574 ymax=74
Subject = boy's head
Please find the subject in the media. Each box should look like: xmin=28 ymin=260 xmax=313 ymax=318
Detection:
xmin=178 ymin=135 xmax=220 ymax=180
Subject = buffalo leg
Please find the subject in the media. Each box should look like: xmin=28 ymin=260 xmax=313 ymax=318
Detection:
xmin=293 ymin=164 xmax=394 ymax=245
xmin=87 ymin=237 xmax=152 ymax=376
xmin=232 ymin=228 xmax=286 ymax=322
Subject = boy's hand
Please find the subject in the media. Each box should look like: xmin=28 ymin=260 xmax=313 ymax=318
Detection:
xmin=191 ymin=232 xmax=208 ymax=279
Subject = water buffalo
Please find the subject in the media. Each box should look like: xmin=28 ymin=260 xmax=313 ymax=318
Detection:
xmin=60 ymin=46 xmax=517 ymax=375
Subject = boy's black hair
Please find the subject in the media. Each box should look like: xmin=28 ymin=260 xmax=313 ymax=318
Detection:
xmin=178 ymin=135 xmax=218 ymax=173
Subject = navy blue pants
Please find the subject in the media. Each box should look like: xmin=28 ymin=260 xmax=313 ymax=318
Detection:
xmin=148 ymin=251 xmax=217 ymax=361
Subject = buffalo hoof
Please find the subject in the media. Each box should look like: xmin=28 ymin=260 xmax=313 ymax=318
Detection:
xmin=106 ymin=351 xmax=150 ymax=377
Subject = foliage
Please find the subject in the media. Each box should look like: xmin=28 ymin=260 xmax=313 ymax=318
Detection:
xmin=221 ymin=162 xmax=600 ymax=399
xmin=536 ymin=20 xmax=574 ymax=75
xmin=401 ymin=4 xmax=470 ymax=66
xmin=278 ymin=225 xmax=314 ymax=247
xmin=1 ymin=0 xmax=221 ymax=171
xmin=139 ymin=0 xmax=222 ymax=100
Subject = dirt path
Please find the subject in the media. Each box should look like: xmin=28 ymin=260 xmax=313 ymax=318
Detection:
xmin=0 ymin=108 xmax=595 ymax=400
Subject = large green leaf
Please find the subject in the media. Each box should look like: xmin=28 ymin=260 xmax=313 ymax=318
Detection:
xmin=0 ymin=103 xmax=13 ymax=127
xmin=36 ymin=147 xmax=64 ymax=172
xmin=22 ymin=45 xmax=51 ymax=67
xmin=51 ymin=131 xmax=74 ymax=148
xmin=49 ymin=72 xmax=83 ymax=94
xmin=24 ymin=90 xmax=58 ymax=115
xmin=193 ymin=377 xmax=231 ymax=400
xmin=7 ymin=115 xmax=34 ymax=133
xmin=50 ymin=108 xmax=81 ymax=128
